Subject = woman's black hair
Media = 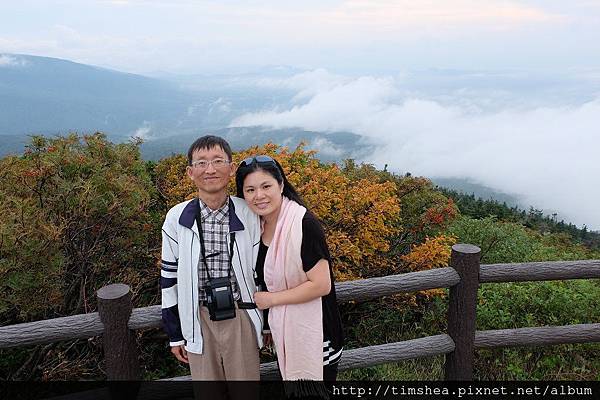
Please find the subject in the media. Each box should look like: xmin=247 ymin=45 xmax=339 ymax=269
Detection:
xmin=235 ymin=157 xmax=306 ymax=207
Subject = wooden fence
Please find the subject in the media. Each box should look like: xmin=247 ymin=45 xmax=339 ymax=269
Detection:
xmin=1 ymin=244 xmax=600 ymax=381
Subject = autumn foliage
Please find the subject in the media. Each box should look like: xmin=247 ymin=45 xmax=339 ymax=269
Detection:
xmin=3 ymin=134 xmax=598 ymax=381
xmin=1 ymin=135 xmax=461 ymax=322
xmin=151 ymin=141 xmax=462 ymax=282
xmin=0 ymin=133 xmax=159 ymax=321
xmin=154 ymin=143 xmax=442 ymax=283
xmin=1 ymin=134 xmax=462 ymax=379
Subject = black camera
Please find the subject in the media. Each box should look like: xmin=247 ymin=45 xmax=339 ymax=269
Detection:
xmin=205 ymin=276 xmax=236 ymax=321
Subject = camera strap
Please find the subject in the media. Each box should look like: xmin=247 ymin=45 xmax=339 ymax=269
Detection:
xmin=195 ymin=201 xmax=257 ymax=310
xmin=195 ymin=208 xmax=236 ymax=282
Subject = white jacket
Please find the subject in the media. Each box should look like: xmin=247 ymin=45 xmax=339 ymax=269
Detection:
xmin=160 ymin=196 xmax=263 ymax=354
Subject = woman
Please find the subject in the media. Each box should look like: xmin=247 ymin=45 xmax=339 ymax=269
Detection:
xmin=235 ymin=155 xmax=343 ymax=383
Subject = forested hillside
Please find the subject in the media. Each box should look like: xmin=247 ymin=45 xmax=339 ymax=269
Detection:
xmin=1 ymin=134 xmax=598 ymax=380
xmin=437 ymin=187 xmax=600 ymax=251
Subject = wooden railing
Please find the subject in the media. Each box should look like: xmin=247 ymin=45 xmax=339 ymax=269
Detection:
xmin=1 ymin=244 xmax=600 ymax=381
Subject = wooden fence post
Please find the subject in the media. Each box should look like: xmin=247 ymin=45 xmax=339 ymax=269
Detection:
xmin=97 ymin=283 xmax=140 ymax=380
xmin=444 ymin=244 xmax=481 ymax=380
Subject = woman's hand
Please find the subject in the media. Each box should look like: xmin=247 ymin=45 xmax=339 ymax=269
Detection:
xmin=254 ymin=291 xmax=275 ymax=310
xmin=255 ymin=260 xmax=331 ymax=308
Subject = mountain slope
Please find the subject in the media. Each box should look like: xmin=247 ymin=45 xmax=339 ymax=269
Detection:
xmin=0 ymin=54 xmax=192 ymax=137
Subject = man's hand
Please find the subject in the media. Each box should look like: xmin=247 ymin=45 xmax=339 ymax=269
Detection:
xmin=254 ymin=291 xmax=275 ymax=310
xmin=171 ymin=344 xmax=189 ymax=364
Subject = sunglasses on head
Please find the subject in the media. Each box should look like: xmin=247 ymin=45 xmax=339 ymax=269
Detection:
xmin=239 ymin=155 xmax=277 ymax=168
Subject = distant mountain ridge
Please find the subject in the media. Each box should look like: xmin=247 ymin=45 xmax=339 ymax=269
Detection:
xmin=0 ymin=53 xmax=193 ymax=138
xmin=0 ymin=54 xmax=307 ymax=146
xmin=3 ymin=54 xmax=595 ymax=232
xmin=140 ymin=126 xmax=373 ymax=162
xmin=0 ymin=54 xmax=372 ymax=162
xmin=432 ymin=177 xmax=521 ymax=207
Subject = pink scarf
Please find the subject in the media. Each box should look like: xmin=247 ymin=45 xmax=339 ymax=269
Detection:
xmin=264 ymin=197 xmax=323 ymax=380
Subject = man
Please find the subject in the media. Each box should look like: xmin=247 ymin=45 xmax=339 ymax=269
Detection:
xmin=160 ymin=135 xmax=262 ymax=384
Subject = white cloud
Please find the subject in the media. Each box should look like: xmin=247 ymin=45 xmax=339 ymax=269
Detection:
xmin=209 ymin=97 xmax=232 ymax=114
xmin=323 ymin=0 xmax=563 ymax=33
xmin=103 ymin=0 xmax=130 ymax=5
xmin=0 ymin=54 xmax=29 ymax=67
xmin=252 ymin=69 xmax=350 ymax=101
xmin=133 ymin=121 xmax=153 ymax=140
xmin=232 ymin=75 xmax=398 ymax=132
xmin=231 ymin=70 xmax=600 ymax=230
xmin=1 ymin=0 xmax=585 ymax=74
xmin=307 ymin=137 xmax=345 ymax=158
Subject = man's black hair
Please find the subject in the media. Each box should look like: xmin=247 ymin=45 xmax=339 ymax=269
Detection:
xmin=187 ymin=135 xmax=233 ymax=165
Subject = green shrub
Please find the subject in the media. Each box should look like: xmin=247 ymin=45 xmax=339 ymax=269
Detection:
xmin=0 ymin=133 xmax=161 ymax=322
xmin=447 ymin=216 xmax=543 ymax=263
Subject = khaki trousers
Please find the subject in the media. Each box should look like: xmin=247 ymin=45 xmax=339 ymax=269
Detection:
xmin=188 ymin=305 xmax=260 ymax=381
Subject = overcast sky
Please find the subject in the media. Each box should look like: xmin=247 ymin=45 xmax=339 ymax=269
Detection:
xmin=2 ymin=0 xmax=600 ymax=74
xmin=2 ymin=1 xmax=599 ymax=229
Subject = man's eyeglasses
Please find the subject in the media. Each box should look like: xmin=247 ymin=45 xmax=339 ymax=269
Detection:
xmin=190 ymin=158 xmax=230 ymax=170
xmin=239 ymin=155 xmax=277 ymax=168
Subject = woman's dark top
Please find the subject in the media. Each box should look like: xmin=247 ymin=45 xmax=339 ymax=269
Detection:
xmin=255 ymin=211 xmax=344 ymax=365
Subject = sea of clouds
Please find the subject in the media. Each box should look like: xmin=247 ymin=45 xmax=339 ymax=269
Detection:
xmin=230 ymin=69 xmax=600 ymax=230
